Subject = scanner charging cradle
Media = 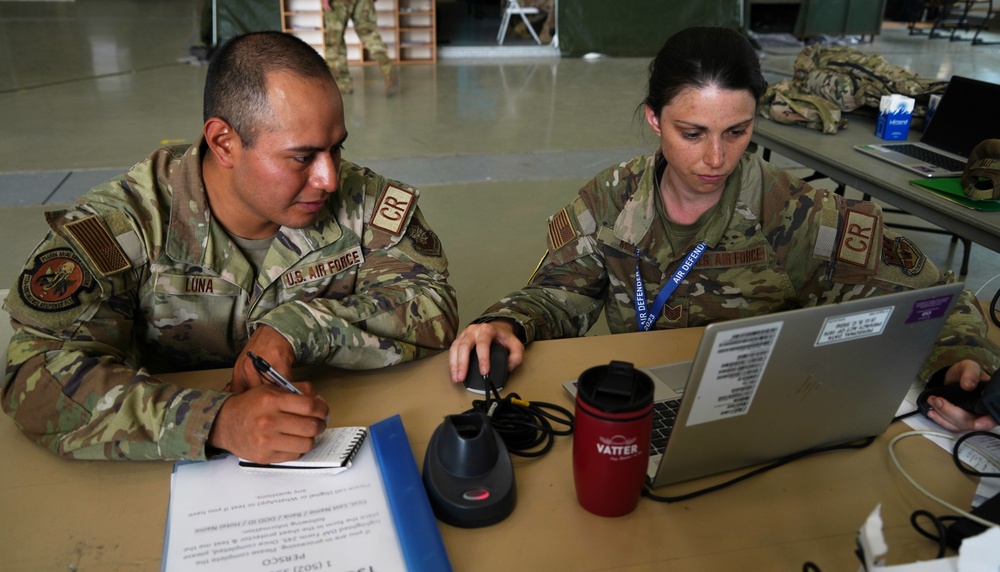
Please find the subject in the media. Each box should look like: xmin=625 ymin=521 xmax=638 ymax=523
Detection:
xmin=422 ymin=412 xmax=516 ymax=528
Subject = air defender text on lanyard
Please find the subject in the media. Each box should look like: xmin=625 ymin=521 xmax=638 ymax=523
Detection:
xmin=634 ymin=242 xmax=707 ymax=331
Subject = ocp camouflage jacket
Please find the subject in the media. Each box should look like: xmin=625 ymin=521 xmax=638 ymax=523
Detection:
xmin=477 ymin=152 xmax=999 ymax=381
xmin=2 ymin=141 xmax=458 ymax=460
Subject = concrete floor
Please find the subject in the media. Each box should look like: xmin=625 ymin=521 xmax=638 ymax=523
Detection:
xmin=1 ymin=2 xmax=999 ymax=337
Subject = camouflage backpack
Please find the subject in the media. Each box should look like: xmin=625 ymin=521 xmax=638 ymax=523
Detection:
xmin=760 ymin=46 xmax=949 ymax=134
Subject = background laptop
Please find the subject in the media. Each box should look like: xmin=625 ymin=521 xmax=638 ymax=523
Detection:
xmin=563 ymin=283 xmax=963 ymax=487
xmin=853 ymin=76 xmax=1000 ymax=178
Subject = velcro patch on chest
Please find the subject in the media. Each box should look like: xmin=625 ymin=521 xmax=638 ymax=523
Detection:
xmin=696 ymin=246 xmax=770 ymax=268
xmin=370 ymin=185 xmax=415 ymax=236
xmin=281 ymin=246 xmax=365 ymax=287
xmin=836 ymin=209 xmax=877 ymax=268
xmin=152 ymin=274 xmax=241 ymax=296
xmin=64 ymin=216 xmax=132 ymax=276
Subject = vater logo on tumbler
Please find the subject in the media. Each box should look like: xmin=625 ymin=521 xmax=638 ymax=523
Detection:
xmin=597 ymin=435 xmax=640 ymax=459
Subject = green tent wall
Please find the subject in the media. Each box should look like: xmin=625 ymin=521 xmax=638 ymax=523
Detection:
xmin=556 ymin=1 xmax=742 ymax=57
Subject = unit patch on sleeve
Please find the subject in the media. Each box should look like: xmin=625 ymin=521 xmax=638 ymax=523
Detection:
xmin=64 ymin=215 xmax=132 ymax=276
xmin=406 ymin=216 xmax=442 ymax=257
xmin=881 ymin=235 xmax=926 ymax=276
xmin=18 ymin=248 xmax=96 ymax=312
xmin=836 ymin=209 xmax=877 ymax=268
xmin=370 ymin=185 xmax=415 ymax=236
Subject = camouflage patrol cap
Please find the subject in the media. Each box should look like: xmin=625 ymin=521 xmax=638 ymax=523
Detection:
xmin=962 ymin=139 xmax=1000 ymax=200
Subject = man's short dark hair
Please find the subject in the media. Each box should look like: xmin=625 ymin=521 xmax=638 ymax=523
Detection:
xmin=204 ymin=32 xmax=333 ymax=148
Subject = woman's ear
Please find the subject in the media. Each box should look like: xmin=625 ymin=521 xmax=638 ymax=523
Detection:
xmin=644 ymin=104 xmax=661 ymax=137
xmin=203 ymin=117 xmax=239 ymax=169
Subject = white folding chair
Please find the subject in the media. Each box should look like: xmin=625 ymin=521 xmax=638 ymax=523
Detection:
xmin=497 ymin=0 xmax=542 ymax=45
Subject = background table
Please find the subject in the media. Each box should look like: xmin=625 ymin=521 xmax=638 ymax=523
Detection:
xmin=752 ymin=114 xmax=1000 ymax=254
xmin=0 ymin=328 xmax=980 ymax=570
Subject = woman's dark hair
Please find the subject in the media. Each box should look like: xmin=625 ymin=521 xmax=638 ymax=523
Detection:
xmin=643 ymin=27 xmax=766 ymax=116
xmin=203 ymin=31 xmax=333 ymax=148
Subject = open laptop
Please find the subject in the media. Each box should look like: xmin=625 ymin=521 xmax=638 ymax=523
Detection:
xmin=563 ymin=283 xmax=963 ymax=487
xmin=853 ymin=76 xmax=1000 ymax=178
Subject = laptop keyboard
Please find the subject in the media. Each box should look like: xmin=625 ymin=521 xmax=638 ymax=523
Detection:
xmin=884 ymin=143 xmax=966 ymax=172
xmin=651 ymin=398 xmax=681 ymax=456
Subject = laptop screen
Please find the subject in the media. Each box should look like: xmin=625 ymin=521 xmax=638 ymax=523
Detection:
xmin=921 ymin=75 xmax=1000 ymax=158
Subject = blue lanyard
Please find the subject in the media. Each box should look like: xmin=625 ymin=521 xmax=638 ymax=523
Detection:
xmin=634 ymin=242 xmax=707 ymax=331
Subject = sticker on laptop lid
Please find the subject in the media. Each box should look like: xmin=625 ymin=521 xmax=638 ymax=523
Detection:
xmin=815 ymin=307 xmax=893 ymax=346
xmin=685 ymin=322 xmax=782 ymax=426
xmin=905 ymin=294 xmax=953 ymax=323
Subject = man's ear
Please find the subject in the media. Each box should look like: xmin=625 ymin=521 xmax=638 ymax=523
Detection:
xmin=204 ymin=117 xmax=239 ymax=169
xmin=644 ymin=104 xmax=662 ymax=137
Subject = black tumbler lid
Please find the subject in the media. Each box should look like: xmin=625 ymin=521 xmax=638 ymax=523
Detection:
xmin=577 ymin=360 xmax=654 ymax=414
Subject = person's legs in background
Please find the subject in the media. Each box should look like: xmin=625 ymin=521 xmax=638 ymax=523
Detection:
xmin=323 ymin=0 xmax=355 ymax=94
xmin=511 ymin=0 xmax=554 ymax=44
xmin=350 ymin=0 xmax=399 ymax=96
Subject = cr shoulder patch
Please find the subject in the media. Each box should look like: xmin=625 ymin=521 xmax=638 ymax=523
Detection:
xmin=547 ymin=207 xmax=577 ymax=251
xmin=836 ymin=209 xmax=877 ymax=267
xmin=64 ymin=216 xmax=132 ymax=276
xmin=18 ymin=248 xmax=96 ymax=312
xmin=881 ymin=235 xmax=926 ymax=276
xmin=370 ymin=185 xmax=415 ymax=236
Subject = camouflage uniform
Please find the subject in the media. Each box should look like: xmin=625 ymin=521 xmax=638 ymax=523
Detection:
xmin=760 ymin=46 xmax=949 ymax=134
xmin=323 ymin=0 xmax=394 ymax=91
xmin=2 ymin=140 xmax=458 ymax=461
xmin=477 ymin=152 xmax=1000 ymax=380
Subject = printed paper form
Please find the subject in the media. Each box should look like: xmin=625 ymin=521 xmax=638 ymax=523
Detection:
xmin=162 ymin=438 xmax=405 ymax=572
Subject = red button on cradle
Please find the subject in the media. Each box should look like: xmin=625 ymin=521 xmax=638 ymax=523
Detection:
xmin=462 ymin=489 xmax=491 ymax=501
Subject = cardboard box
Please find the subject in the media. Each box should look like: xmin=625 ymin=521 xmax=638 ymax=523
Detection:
xmin=875 ymin=94 xmax=914 ymax=141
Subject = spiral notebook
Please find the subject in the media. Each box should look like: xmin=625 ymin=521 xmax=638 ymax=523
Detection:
xmin=237 ymin=426 xmax=367 ymax=474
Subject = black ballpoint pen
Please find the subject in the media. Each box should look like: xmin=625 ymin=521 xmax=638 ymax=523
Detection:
xmin=247 ymin=351 xmax=304 ymax=395
xmin=246 ymin=351 xmax=330 ymax=425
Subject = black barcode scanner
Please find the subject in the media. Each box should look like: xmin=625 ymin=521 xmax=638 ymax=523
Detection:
xmin=917 ymin=368 xmax=1000 ymax=423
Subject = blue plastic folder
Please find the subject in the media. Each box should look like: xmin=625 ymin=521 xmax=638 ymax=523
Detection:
xmin=370 ymin=415 xmax=452 ymax=571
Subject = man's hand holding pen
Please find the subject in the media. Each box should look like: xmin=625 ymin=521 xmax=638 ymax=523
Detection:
xmin=208 ymin=326 xmax=330 ymax=463
xmin=230 ymin=325 xmax=301 ymax=393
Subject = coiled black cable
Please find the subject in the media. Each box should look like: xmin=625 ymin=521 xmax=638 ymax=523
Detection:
xmin=901 ymin=430 xmax=999 ymax=557
xmin=909 ymin=510 xmax=959 ymax=559
xmin=463 ymin=377 xmax=574 ymax=457
xmin=951 ymin=430 xmax=1000 ymax=478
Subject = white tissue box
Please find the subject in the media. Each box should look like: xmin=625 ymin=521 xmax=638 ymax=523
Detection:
xmin=875 ymin=94 xmax=914 ymax=141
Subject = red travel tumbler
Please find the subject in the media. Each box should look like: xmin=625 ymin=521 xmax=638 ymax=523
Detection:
xmin=573 ymin=360 xmax=654 ymax=517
